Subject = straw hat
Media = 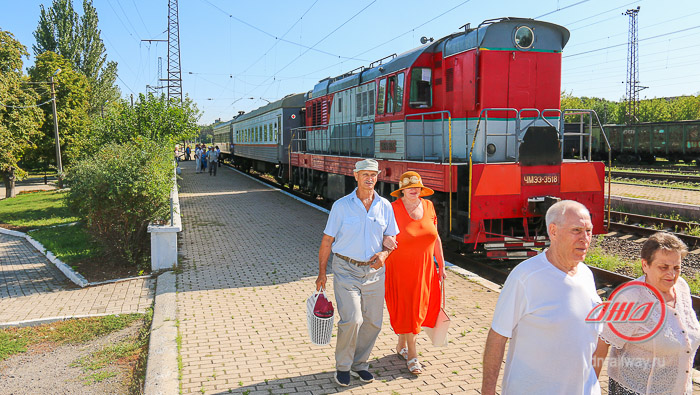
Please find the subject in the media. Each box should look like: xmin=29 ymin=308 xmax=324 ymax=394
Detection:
xmin=354 ymin=159 xmax=380 ymax=173
xmin=390 ymin=171 xmax=434 ymax=197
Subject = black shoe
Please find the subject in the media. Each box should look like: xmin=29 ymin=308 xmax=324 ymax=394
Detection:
xmin=350 ymin=370 xmax=374 ymax=383
xmin=334 ymin=370 xmax=350 ymax=386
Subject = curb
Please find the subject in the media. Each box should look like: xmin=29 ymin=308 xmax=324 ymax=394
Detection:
xmin=144 ymin=271 xmax=179 ymax=395
xmin=445 ymin=262 xmax=502 ymax=292
xmin=0 ymin=312 xmax=149 ymax=329
xmin=0 ymin=226 xmax=88 ymax=287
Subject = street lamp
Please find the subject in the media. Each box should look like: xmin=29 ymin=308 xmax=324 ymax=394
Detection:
xmin=50 ymin=68 xmax=63 ymax=185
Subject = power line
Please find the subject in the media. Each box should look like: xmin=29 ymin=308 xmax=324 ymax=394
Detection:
xmin=0 ymin=97 xmax=54 ymax=109
xmin=296 ymin=0 xmax=474 ymax=79
xmin=237 ymin=0 xmax=376 ymax=107
xmin=563 ymin=25 xmax=700 ymax=58
xmin=564 ymin=0 xmax=642 ymax=27
xmin=130 ymin=0 xmax=153 ymax=37
xmin=534 ymin=0 xmax=591 ymax=19
xmin=197 ymin=0 xmax=367 ymax=62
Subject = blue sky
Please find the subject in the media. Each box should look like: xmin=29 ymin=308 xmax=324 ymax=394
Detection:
xmin=3 ymin=0 xmax=699 ymax=125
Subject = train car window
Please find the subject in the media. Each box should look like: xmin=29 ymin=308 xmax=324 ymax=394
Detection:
xmin=265 ymin=124 xmax=269 ymax=142
xmin=338 ymin=97 xmax=342 ymax=113
xmin=514 ymin=26 xmax=534 ymax=50
xmin=274 ymin=122 xmax=278 ymax=142
xmin=377 ymin=79 xmax=387 ymax=115
xmin=410 ymin=68 xmax=432 ymax=108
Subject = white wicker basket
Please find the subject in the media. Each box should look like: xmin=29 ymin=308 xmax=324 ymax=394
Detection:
xmin=306 ymin=290 xmax=334 ymax=346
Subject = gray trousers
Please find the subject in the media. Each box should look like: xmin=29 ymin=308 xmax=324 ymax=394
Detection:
xmin=332 ymin=255 xmax=384 ymax=372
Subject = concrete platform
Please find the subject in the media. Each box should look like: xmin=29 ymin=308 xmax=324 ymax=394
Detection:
xmin=175 ymin=161 xmax=662 ymax=394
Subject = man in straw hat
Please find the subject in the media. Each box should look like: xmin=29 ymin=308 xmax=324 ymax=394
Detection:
xmin=316 ymin=158 xmax=399 ymax=386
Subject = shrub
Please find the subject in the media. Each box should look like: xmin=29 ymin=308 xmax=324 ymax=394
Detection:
xmin=66 ymin=139 xmax=173 ymax=267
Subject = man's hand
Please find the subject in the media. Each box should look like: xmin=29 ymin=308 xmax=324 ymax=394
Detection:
xmin=369 ymin=250 xmax=389 ymax=270
xmin=382 ymin=235 xmax=398 ymax=250
xmin=315 ymin=272 xmax=327 ymax=291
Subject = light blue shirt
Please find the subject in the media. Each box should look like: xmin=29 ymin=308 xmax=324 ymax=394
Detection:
xmin=323 ymin=188 xmax=399 ymax=262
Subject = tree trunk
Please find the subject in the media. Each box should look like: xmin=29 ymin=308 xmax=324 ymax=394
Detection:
xmin=3 ymin=167 xmax=16 ymax=199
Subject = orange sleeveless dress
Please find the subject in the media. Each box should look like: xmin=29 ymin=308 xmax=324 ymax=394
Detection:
xmin=385 ymin=198 xmax=442 ymax=334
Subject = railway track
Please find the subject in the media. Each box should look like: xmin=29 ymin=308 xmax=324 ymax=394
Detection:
xmin=614 ymin=165 xmax=700 ymax=174
xmin=610 ymin=170 xmax=700 ymax=183
xmin=608 ymin=210 xmax=700 ymax=248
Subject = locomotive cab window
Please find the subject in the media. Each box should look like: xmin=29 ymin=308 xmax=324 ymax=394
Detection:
xmin=377 ymin=79 xmax=387 ymax=115
xmin=410 ymin=68 xmax=432 ymax=108
xmin=514 ymin=26 xmax=534 ymax=50
xmin=386 ymin=73 xmax=404 ymax=113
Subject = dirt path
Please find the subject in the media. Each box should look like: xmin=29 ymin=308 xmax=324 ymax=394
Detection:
xmin=0 ymin=320 xmax=143 ymax=395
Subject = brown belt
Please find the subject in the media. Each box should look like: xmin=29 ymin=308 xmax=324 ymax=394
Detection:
xmin=334 ymin=253 xmax=373 ymax=267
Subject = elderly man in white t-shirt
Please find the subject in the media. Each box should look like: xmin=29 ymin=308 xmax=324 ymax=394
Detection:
xmin=481 ymin=200 xmax=603 ymax=395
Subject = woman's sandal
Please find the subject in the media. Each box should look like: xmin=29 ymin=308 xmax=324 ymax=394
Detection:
xmin=396 ymin=347 xmax=408 ymax=360
xmin=407 ymin=357 xmax=423 ymax=375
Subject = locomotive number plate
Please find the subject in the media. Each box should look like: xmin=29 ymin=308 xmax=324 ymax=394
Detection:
xmin=522 ymin=174 xmax=559 ymax=185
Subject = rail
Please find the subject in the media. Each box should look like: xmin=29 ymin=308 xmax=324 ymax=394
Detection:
xmin=289 ymin=120 xmax=375 ymax=157
xmin=560 ymin=109 xmax=613 ymax=231
xmin=467 ymin=108 xmax=518 ymax=220
xmin=405 ymin=111 xmax=453 ymax=231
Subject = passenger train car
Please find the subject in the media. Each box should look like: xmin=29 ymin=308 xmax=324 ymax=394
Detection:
xmin=213 ymin=93 xmax=306 ymax=178
xmin=214 ymin=17 xmax=609 ymax=258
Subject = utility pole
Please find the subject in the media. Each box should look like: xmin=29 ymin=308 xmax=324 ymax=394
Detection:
xmin=167 ymin=0 xmax=183 ymax=102
xmin=49 ymin=70 xmax=63 ymax=186
xmin=624 ymin=6 xmax=646 ymax=124
xmin=142 ymin=0 xmax=182 ymax=102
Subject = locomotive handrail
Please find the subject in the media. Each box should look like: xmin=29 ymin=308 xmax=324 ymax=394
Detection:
xmin=560 ymin=109 xmax=613 ymax=231
xmin=288 ymin=121 xmax=374 ymax=158
xmin=405 ymin=110 xmax=453 ymax=231
xmin=515 ymin=108 xmax=562 ymax=161
xmin=405 ymin=110 xmax=451 ymax=162
xmin=515 ymin=108 xmax=541 ymax=141
xmin=467 ymin=107 xmax=518 ymax=221
xmin=468 ymin=107 xmax=519 ymax=164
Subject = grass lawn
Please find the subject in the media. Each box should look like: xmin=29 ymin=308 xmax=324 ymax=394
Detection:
xmin=0 ymin=190 xmax=102 ymax=265
xmin=0 ymin=190 xmax=78 ymax=230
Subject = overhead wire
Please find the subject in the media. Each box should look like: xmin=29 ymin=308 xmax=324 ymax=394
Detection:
xmin=197 ymin=0 xmax=367 ymax=62
xmin=0 ymin=97 xmax=54 ymax=109
xmin=563 ymin=25 xmax=700 ymax=58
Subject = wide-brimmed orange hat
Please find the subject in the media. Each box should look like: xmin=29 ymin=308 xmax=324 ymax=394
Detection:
xmin=390 ymin=171 xmax=434 ymax=197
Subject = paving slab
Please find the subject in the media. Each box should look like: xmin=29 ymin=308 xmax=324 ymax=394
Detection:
xmin=0 ymin=232 xmax=155 ymax=326
xmin=175 ymin=162 xmax=502 ymax=394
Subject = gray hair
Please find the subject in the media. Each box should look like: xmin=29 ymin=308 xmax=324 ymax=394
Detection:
xmin=545 ymin=200 xmax=590 ymax=228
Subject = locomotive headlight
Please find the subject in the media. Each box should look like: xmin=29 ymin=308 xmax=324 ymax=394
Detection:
xmin=487 ymin=143 xmax=497 ymax=155
xmin=514 ymin=26 xmax=534 ymax=50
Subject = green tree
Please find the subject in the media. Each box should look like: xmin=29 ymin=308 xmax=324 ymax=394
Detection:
xmin=92 ymin=93 xmax=200 ymax=148
xmin=33 ymin=0 xmax=119 ymax=116
xmin=0 ymin=30 xmax=44 ymax=198
xmin=27 ymin=51 xmax=91 ymax=170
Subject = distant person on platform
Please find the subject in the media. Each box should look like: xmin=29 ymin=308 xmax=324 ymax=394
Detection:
xmin=194 ymin=144 xmax=202 ymax=173
xmin=315 ymin=158 xmax=399 ymax=387
xmin=216 ymin=146 xmax=221 ymax=167
xmin=207 ymin=146 xmax=218 ymax=176
xmin=185 ymin=145 xmax=191 ymax=161
xmin=481 ymin=200 xmax=604 ymax=395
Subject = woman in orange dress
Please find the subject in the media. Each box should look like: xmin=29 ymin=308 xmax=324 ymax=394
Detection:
xmin=384 ymin=171 xmax=446 ymax=375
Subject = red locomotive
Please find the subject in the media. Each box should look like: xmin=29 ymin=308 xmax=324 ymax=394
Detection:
xmin=222 ymin=17 xmax=608 ymax=258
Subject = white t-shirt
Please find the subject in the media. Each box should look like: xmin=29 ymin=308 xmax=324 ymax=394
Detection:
xmin=491 ymin=252 xmax=602 ymax=395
